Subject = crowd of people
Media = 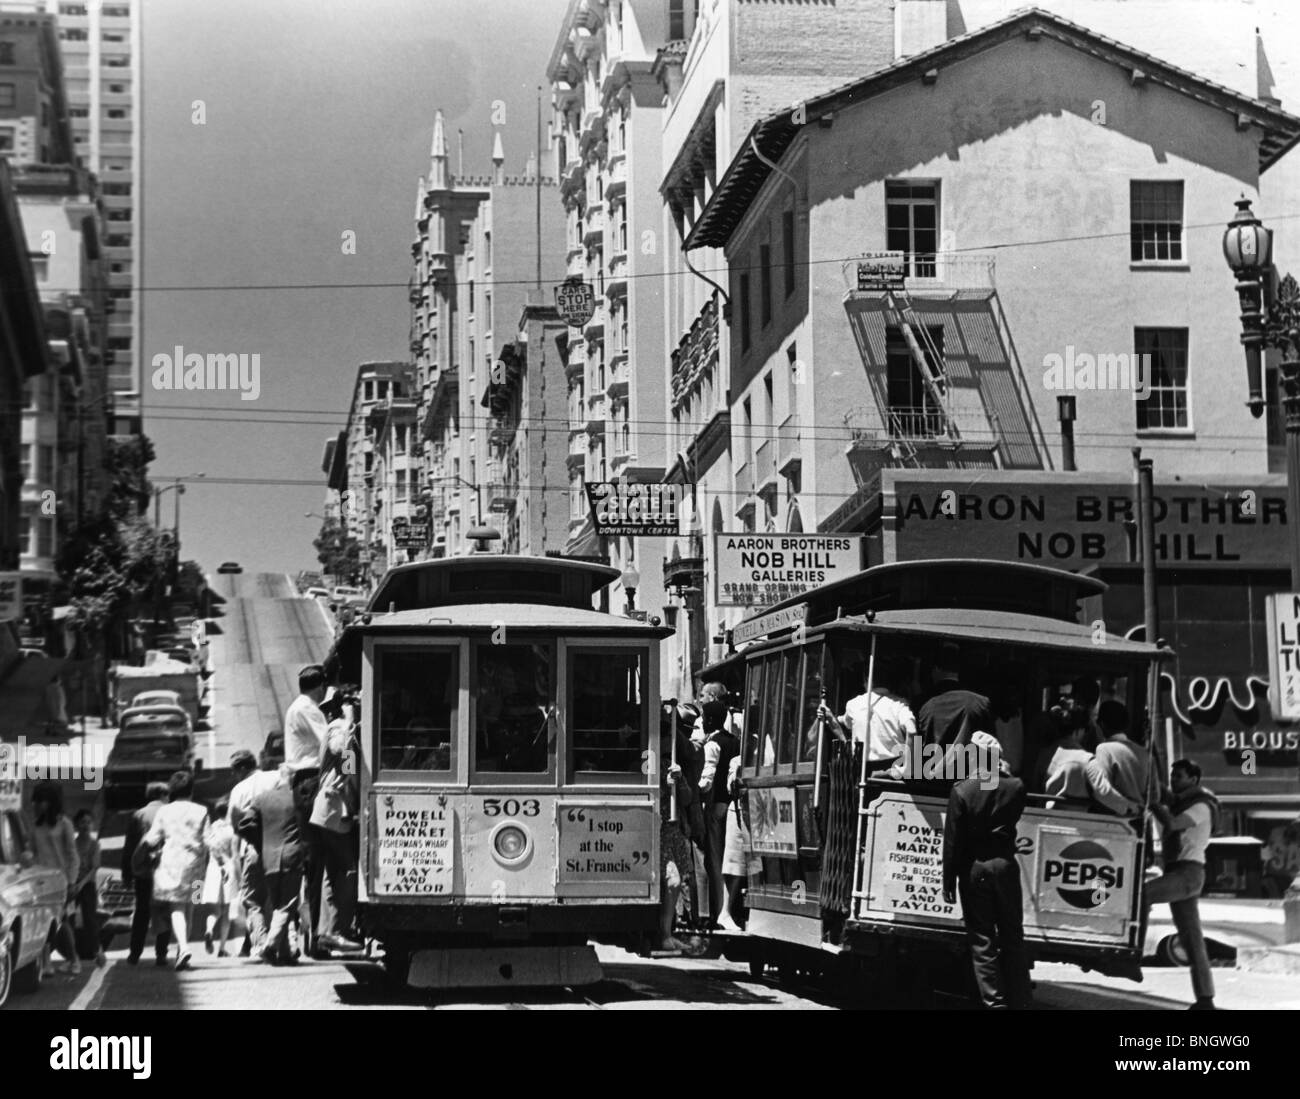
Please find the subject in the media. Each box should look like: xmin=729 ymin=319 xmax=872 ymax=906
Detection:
xmin=110 ymin=663 xmax=363 ymax=971
xmin=655 ymin=681 xmax=758 ymax=953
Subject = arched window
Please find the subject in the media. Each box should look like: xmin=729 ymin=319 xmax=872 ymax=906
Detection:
xmin=787 ymin=505 xmax=804 ymax=533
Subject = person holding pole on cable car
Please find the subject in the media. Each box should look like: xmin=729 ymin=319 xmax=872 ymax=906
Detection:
xmin=698 ymin=692 xmax=741 ymax=933
xmin=817 ymin=656 xmax=915 ymax=778
xmin=942 ymin=730 xmax=1033 ymax=1010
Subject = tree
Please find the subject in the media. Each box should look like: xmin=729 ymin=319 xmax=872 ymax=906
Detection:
xmin=314 ymin=517 xmax=361 ymax=582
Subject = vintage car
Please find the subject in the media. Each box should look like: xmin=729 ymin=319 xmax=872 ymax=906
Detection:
xmin=130 ymin=689 xmax=183 ymax=711
xmin=117 ymin=705 xmax=193 ymax=737
xmin=104 ymin=729 xmax=198 ymax=811
xmin=0 ymin=800 xmax=66 ymax=1007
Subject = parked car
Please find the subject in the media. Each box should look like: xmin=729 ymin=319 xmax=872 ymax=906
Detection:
xmin=305 ymin=586 xmax=331 ymax=601
xmin=0 ymin=803 xmax=66 ymax=1006
xmin=130 ymin=689 xmax=183 ymax=710
xmin=104 ymin=730 xmax=198 ymax=811
xmin=117 ymin=705 xmax=192 ymax=737
xmin=217 ymin=561 xmax=242 ymax=574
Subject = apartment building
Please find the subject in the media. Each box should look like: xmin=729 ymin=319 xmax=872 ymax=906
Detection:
xmin=410 ymin=112 xmax=566 ymax=558
xmin=548 ymin=0 xmax=676 ymax=613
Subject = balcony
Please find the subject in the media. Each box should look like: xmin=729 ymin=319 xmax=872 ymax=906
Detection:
xmin=670 ymin=295 xmax=719 ymax=414
xmin=586 ymin=394 xmax=607 ymax=436
xmin=844 ymin=404 xmax=1001 ymax=479
xmin=583 ymin=302 xmax=605 ymax=338
xmin=489 ymin=415 xmax=517 ymax=448
xmin=606 ymin=358 xmax=628 ymax=400
xmin=603 ymin=156 xmax=626 ymax=200
xmin=488 ymin=478 xmax=517 ymax=512
xmin=842 ymin=250 xmax=997 ymax=298
xmin=755 ymin=438 xmax=778 ymax=500
xmin=778 ymin=414 xmax=801 ymax=477
xmin=606 ymin=253 xmax=627 ymax=297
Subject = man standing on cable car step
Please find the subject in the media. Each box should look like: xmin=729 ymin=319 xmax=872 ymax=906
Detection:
xmin=942 ymin=731 xmax=1032 ymax=1010
xmin=918 ymin=644 xmax=992 ymax=767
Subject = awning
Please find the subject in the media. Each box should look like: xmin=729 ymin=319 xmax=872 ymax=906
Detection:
xmin=565 ymin=515 xmax=602 ymax=559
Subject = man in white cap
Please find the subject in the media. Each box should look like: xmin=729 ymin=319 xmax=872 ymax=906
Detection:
xmin=942 ymin=730 xmax=1031 ymax=1009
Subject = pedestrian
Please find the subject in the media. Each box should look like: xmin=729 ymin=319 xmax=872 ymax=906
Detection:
xmin=818 ymin=656 xmax=916 ymax=777
xmin=284 ymin=664 xmax=330 ymax=954
xmin=310 ymin=688 xmax=363 ymax=955
xmin=27 ymin=781 xmax=81 ymax=975
xmin=942 ymin=730 xmax=1032 ymax=1010
xmin=235 ymin=765 xmax=304 ymax=966
xmin=72 ymin=809 xmax=107 ymax=967
xmin=227 ymin=748 xmax=277 ymax=957
xmin=721 ymin=752 xmax=760 ymax=927
xmin=121 ymin=781 xmax=172 ymax=966
xmin=656 ymin=707 xmax=693 ymax=954
xmin=697 ymin=695 xmax=741 ymax=933
xmin=143 ymin=770 xmax=211 ymax=972
xmin=1093 ymin=701 xmax=1150 ymax=812
xmin=1036 ymin=699 xmax=1137 ymax=815
xmin=1144 ymin=759 xmax=1219 ymax=1010
xmin=201 ymin=798 xmax=238 ymax=957
xmin=918 ymin=644 xmax=992 ymax=764
xmin=988 ymin=673 xmax=1026 ymax=777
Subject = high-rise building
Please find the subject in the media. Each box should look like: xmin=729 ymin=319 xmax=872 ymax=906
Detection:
xmin=3 ymin=0 xmax=141 ymax=437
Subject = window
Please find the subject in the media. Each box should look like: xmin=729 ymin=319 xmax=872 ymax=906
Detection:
xmin=885 ymin=325 xmax=944 ymax=436
xmin=1131 ymin=181 xmax=1184 ymax=262
xmin=18 ymin=515 xmax=30 ymax=555
xmin=107 ymin=108 xmax=128 ymax=120
xmin=760 ymin=243 xmax=772 ymax=326
xmin=363 ymin=380 xmax=373 ymax=401
xmin=395 ymin=469 xmax=407 ymax=502
xmin=395 ymin=424 xmax=406 ymax=455
xmin=0 ymin=84 xmax=15 ymax=108
xmin=777 ymin=648 xmax=803 ymax=768
xmin=569 ymin=647 xmax=648 ymax=782
xmin=377 ymin=380 xmax=387 ymax=400
xmin=885 ymin=181 xmax=938 ymax=277
xmin=783 ymin=210 xmax=796 ymax=297
xmin=739 ymin=272 xmax=751 ymax=352
xmin=1135 ymin=327 xmax=1190 ymax=430
xmin=797 ymin=641 xmax=825 ymax=764
xmin=20 ymin=444 xmax=31 ymax=480
xmin=0 ymin=42 xmax=14 ymax=65
xmin=376 ymin=646 xmax=458 ymax=774
xmin=759 ymin=652 xmax=782 ymax=771
xmin=38 ymin=445 xmax=55 ymax=485
xmin=473 ymin=641 xmax=555 ymax=776
xmin=62 ymin=29 xmax=88 ymax=41
xmin=742 ymin=660 xmax=764 ymax=770
xmin=0 ymin=130 xmax=13 ymax=152
xmin=669 ymin=0 xmax=686 ymax=39
xmin=36 ymin=517 xmax=54 ymax=558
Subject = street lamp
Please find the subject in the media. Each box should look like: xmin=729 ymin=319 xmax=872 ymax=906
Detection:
xmin=621 ymin=563 xmax=640 ymax=615
xmin=441 ymin=475 xmax=484 ymax=525
xmin=153 ymin=473 xmax=206 ymax=533
xmin=1223 ymin=197 xmax=1300 ymax=582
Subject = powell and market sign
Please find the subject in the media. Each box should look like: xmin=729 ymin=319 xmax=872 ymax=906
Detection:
xmin=879 ymin=473 xmax=1290 ymax=569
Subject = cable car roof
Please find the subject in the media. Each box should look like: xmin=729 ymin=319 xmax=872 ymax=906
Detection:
xmin=735 ymin=607 xmax=1171 ymax=660
xmin=368 ymin=554 xmax=621 ymax=614
xmin=738 ymin=558 xmax=1107 ymax=635
xmin=324 ymin=601 xmax=672 ymax=681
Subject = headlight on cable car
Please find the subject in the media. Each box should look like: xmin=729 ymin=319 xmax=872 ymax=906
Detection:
xmin=491 ymin=822 xmax=532 ymax=866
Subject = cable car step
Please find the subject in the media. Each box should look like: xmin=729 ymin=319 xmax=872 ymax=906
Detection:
xmin=406 ymin=944 xmax=603 ymax=990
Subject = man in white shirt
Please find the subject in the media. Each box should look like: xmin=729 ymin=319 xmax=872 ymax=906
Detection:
xmin=1093 ymin=701 xmax=1150 ymax=812
xmin=226 ymin=749 xmax=279 ymax=956
xmin=1143 ymin=759 xmax=1219 ymax=1011
xmin=283 ymin=664 xmax=329 ymax=955
xmin=819 ymin=657 xmax=916 ymax=779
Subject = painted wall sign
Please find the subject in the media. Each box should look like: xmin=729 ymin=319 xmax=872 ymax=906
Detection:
xmin=748 ymin=787 xmax=798 ymax=857
xmin=374 ymin=795 xmax=453 ymax=895
xmin=715 ymin=533 xmax=863 ymax=608
xmin=882 ymin=473 xmax=1289 ymax=569
xmin=557 ymin=804 xmax=654 ymax=883
xmin=1265 ymin=593 xmax=1300 ymax=720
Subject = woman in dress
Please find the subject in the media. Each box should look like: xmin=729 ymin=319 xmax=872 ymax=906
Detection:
xmin=144 ymin=770 xmax=211 ymax=971
xmin=201 ymin=797 xmax=239 ymax=957
xmin=28 ymin=781 xmax=81 ymax=975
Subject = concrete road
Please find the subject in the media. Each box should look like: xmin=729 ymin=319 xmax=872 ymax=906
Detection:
xmin=13 ymin=942 xmax=1299 ymax=1011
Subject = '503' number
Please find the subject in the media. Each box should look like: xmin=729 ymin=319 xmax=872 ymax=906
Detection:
xmin=482 ymin=797 xmax=540 ymax=818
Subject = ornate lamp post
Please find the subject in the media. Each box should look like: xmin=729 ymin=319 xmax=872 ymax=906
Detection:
xmin=1223 ymin=197 xmax=1300 ymax=582
xmin=621 ymin=563 xmax=640 ymax=616
xmin=1223 ymin=197 xmax=1300 ymax=939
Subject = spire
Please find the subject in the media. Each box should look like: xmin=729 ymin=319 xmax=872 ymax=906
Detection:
xmin=492 ymin=130 xmax=504 ymax=184
xmin=429 ymin=110 xmax=448 ymax=189
xmin=1257 ymin=31 xmax=1280 ymax=106
xmin=413 ymin=175 xmax=426 ymax=237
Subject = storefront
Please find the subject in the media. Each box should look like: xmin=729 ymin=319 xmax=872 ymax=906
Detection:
xmin=862 ymin=470 xmax=1300 ymax=860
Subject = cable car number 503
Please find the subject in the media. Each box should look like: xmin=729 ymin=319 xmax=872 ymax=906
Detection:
xmin=481 ymin=798 xmax=541 ymax=818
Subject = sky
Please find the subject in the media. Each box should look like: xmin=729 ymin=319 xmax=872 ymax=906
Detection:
xmin=141 ymin=0 xmax=570 ymax=576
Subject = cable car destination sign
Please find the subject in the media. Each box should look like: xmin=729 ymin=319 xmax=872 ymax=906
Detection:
xmin=586 ymin=481 xmax=688 ymax=536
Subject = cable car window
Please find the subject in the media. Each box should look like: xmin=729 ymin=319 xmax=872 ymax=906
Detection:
xmin=797 ymin=640 xmax=825 ymax=764
xmin=568 ymin=647 xmax=648 ymax=783
xmin=473 ymin=641 xmax=554 ymax=775
xmin=777 ymin=648 xmax=803 ymax=769
xmin=376 ymin=647 xmax=458 ymax=774
xmin=743 ymin=658 xmax=764 ymax=770
xmin=759 ymin=652 xmax=781 ymax=772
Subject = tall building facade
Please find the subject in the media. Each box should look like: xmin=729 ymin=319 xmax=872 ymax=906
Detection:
xmin=410 ymin=112 xmax=567 ymax=559
xmin=3 ymin=0 xmax=141 ymax=436
xmin=549 ymin=0 xmax=673 ymax=616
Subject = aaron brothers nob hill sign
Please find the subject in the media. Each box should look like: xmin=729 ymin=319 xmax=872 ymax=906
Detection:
xmin=880 ymin=472 xmax=1290 ymax=569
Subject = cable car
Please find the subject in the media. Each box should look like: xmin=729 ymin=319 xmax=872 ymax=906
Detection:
xmin=705 ymin=559 xmax=1167 ymax=998
xmin=327 ymin=546 xmax=673 ymax=990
